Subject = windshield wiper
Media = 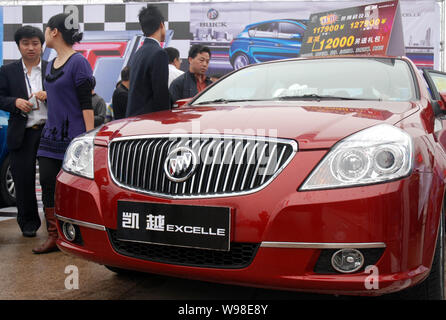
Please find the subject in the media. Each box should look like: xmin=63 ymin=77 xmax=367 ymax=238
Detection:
xmin=276 ymin=94 xmax=381 ymax=101
xmin=193 ymin=98 xmax=264 ymax=105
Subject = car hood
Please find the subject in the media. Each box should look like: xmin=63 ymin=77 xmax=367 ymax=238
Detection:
xmin=96 ymin=100 xmax=419 ymax=150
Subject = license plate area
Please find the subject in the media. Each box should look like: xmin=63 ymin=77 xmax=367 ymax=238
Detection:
xmin=117 ymin=201 xmax=231 ymax=251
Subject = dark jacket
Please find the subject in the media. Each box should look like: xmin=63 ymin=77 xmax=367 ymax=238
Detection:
xmin=126 ymin=38 xmax=170 ymax=117
xmin=169 ymin=71 xmax=212 ymax=104
xmin=92 ymin=93 xmax=106 ymax=127
xmin=112 ymin=83 xmax=128 ymax=120
xmin=0 ymin=59 xmax=47 ymax=150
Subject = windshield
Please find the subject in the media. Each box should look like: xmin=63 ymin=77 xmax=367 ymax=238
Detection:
xmin=192 ymin=58 xmax=417 ymax=105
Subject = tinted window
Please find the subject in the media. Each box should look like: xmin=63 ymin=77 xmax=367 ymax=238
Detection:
xmin=279 ymin=22 xmax=303 ymax=35
xmin=192 ymin=58 xmax=417 ymax=103
xmin=252 ymin=23 xmax=278 ymax=38
xmin=256 ymin=23 xmax=278 ymax=32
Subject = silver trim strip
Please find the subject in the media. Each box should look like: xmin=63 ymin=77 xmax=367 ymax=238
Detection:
xmin=260 ymin=241 xmax=386 ymax=249
xmin=55 ymin=214 xmax=106 ymax=231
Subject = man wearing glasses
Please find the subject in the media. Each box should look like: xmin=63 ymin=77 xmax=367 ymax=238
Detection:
xmin=0 ymin=26 xmax=48 ymax=238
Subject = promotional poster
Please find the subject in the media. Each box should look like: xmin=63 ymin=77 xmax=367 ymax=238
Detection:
xmin=300 ymin=0 xmax=405 ymax=57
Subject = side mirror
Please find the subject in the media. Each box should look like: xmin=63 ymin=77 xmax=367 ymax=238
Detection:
xmin=439 ymin=93 xmax=446 ymax=109
xmin=432 ymin=93 xmax=446 ymax=118
xmin=173 ymin=98 xmax=192 ymax=108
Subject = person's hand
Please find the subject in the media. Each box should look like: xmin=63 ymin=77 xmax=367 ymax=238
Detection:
xmin=15 ymin=98 xmax=33 ymax=113
xmin=34 ymin=91 xmax=47 ymax=101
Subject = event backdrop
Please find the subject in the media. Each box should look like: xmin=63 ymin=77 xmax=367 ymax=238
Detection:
xmin=190 ymin=0 xmax=440 ymax=74
xmin=0 ymin=1 xmax=441 ymax=103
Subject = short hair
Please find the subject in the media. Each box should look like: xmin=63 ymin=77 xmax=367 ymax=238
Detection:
xmin=121 ymin=66 xmax=130 ymax=81
xmin=138 ymin=5 xmax=165 ymax=37
xmin=47 ymin=13 xmax=83 ymax=45
xmin=91 ymin=76 xmax=96 ymax=89
xmin=188 ymin=44 xmax=211 ymax=59
xmin=164 ymin=47 xmax=180 ymax=64
xmin=14 ymin=26 xmax=45 ymax=46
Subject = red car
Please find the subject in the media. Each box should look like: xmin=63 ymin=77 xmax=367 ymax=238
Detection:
xmin=55 ymin=56 xmax=446 ymax=299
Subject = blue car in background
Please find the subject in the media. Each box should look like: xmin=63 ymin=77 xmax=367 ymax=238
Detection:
xmin=0 ymin=110 xmax=15 ymax=207
xmin=229 ymin=19 xmax=307 ymax=69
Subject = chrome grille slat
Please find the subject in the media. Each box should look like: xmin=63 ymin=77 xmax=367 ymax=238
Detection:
xmin=125 ymin=141 xmax=136 ymax=185
xmin=222 ymin=141 xmax=242 ymax=193
xmin=175 ymin=139 xmax=193 ymax=194
xmin=136 ymin=140 xmax=150 ymax=188
xmin=145 ymin=140 xmax=162 ymax=189
xmin=231 ymin=142 xmax=252 ymax=192
xmin=118 ymin=142 xmax=127 ymax=182
xmin=190 ymin=138 xmax=210 ymax=194
xmin=110 ymin=143 xmax=116 ymax=172
xmin=161 ymin=138 xmax=177 ymax=193
xmin=260 ymin=144 xmax=278 ymax=184
xmin=274 ymin=145 xmax=288 ymax=173
xmin=214 ymin=140 xmax=234 ymax=193
xmin=184 ymin=139 xmax=200 ymax=194
xmin=250 ymin=143 xmax=268 ymax=189
xmin=240 ymin=142 xmax=259 ymax=190
xmin=108 ymin=135 xmax=297 ymax=199
xmin=206 ymin=140 xmax=225 ymax=193
xmin=114 ymin=142 xmax=121 ymax=179
xmin=131 ymin=140 xmax=143 ymax=186
xmin=198 ymin=140 xmax=217 ymax=193
xmin=155 ymin=140 xmax=170 ymax=190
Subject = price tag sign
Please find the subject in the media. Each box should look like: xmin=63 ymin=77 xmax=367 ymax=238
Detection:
xmin=300 ymin=0 xmax=404 ymax=57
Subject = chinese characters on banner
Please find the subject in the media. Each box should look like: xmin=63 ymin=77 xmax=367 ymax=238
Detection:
xmin=300 ymin=0 xmax=405 ymax=57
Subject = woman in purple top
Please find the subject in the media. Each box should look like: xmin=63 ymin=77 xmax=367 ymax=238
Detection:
xmin=33 ymin=13 xmax=94 ymax=254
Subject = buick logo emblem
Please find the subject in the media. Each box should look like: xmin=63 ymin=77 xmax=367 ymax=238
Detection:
xmin=207 ymin=8 xmax=219 ymax=20
xmin=164 ymin=147 xmax=198 ymax=183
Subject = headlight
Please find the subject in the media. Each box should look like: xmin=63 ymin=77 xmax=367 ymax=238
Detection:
xmin=300 ymin=124 xmax=413 ymax=190
xmin=62 ymin=127 xmax=101 ymax=179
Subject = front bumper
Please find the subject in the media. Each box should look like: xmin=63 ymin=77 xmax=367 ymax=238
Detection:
xmin=54 ymin=146 xmax=442 ymax=296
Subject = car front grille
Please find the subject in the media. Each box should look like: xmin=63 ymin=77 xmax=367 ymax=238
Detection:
xmin=108 ymin=135 xmax=297 ymax=198
xmin=107 ymin=229 xmax=259 ymax=269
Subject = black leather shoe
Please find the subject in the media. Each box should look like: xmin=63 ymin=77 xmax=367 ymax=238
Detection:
xmin=22 ymin=230 xmax=37 ymax=238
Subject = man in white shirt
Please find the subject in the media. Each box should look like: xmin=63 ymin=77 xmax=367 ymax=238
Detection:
xmin=0 ymin=26 xmax=47 ymax=238
xmin=165 ymin=47 xmax=184 ymax=86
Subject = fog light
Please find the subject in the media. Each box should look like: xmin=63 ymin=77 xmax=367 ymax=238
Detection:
xmin=331 ymin=249 xmax=364 ymax=273
xmin=62 ymin=222 xmax=76 ymax=242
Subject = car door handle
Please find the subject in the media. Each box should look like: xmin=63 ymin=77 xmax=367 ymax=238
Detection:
xmin=275 ymin=43 xmax=281 ymax=47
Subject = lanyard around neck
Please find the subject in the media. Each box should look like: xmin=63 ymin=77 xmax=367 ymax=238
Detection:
xmin=24 ymin=71 xmax=33 ymax=98
xmin=24 ymin=70 xmax=41 ymax=110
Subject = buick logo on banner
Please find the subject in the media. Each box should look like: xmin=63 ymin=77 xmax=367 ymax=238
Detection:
xmin=164 ymin=147 xmax=198 ymax=182
xmin=207 ymin=8 xmax=219 ymax=20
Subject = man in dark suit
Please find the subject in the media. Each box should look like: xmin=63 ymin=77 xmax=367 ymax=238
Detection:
xmin=0 ymin=26 xmax=48 ymax=237
xmin=112 ymin=66 xmax=130 ymax=120
xmin=126 ymin=5 xmax=171 ymax=117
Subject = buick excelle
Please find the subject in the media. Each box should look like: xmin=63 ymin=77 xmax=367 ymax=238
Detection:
xmin=55 ymin=56 xmax=446 ymax=298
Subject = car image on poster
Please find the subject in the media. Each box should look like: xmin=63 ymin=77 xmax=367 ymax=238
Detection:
xmin=229 ymin=19 xmax=307 ymax=69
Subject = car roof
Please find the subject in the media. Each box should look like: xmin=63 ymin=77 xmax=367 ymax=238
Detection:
xmin=245 ymin=19 xmax=307 ymax=29
xmin=232 ymin=55 xmax=412 ymax=71
xmin=260 ymin=55 xmax=405 ymax=64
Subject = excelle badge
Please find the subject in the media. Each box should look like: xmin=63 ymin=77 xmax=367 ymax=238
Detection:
xmin=117 ymin=201 xmax=231 ymax=251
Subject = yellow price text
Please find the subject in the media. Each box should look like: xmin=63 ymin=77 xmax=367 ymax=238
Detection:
xmin=313 ymin=24 xmax=345 ymax=34
xmin=312 ymin=35 xmax=355 ymax=52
